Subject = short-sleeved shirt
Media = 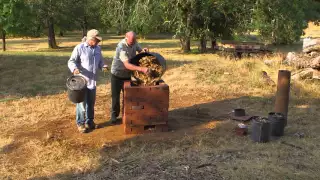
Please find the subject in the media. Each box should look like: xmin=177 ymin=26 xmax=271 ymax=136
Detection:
xmin=111 ymin=39 xmax=142 ymax=78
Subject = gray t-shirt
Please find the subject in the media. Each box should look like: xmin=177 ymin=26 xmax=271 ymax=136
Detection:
xmin=111 ymin=39 xmax=142 ymax=78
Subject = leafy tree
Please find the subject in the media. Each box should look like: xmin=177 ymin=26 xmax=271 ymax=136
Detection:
xmin=252 ymin=0 xmax=309 ymax=44
xmin=100 ymin=0 xmax=135 ymax=35
xmin=167 ymin=0 xmax=195 ymax=52
xmin=0 ymin=0 xmax=33 ymax=51
xmin=127 ymin=0 xmax=165 ymax=36
xmin=70 ymin=0 xmax=102 ymax=37
xmin=29 ymin=0 xmax=84 ymax=48
xmin=3 ymin=0 xmax=317 ymax=52
xmin=305 ymin=0 xmax=320 ymax=25
xmin=161 ymin=0 xmax=254 ymax=52
xmin=28 ymin=0 xmax=60 ymax=48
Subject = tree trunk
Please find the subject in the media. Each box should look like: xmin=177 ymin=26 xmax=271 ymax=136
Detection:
xmin=2 ymin=29 xmax=6 ymax=51
xmin=179 ymin=10 xmax=192 ymax=53
xmin=116 ymin=25 xmax=122 ymax=35
xmin=116 ymin=20 xmax=124 ymax=35
xmin=180 ymin=38 xmax=191 ymax=53
xmin=82 ymin=28 xmax=87 ymax=37
xmin=199 ymin=36 xmax=207 ymax=53
xmin=211 ymin=39 xmax=217 ymax=50
xmin=48 ymin=17 xmax=58 ymax=49
xmin=59 ymin=31 xmax=64 ymax=37
xmin=82 ymin=16 xmax=88 ymax=37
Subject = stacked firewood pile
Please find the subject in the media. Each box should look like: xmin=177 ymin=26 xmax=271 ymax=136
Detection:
xmin=133 ymin=56 xmax=165 ymax=86
xmin=284 ymin=38 xmax=320 ymax=80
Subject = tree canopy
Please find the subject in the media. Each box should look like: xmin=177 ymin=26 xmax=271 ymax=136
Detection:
xmin=1 ymin=0 xmax=320 ymax=51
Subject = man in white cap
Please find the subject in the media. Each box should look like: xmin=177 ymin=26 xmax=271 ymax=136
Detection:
xmin=110 ymin=31 xmax=149 ymax=124
xmin=68 ymin=29 xmax=107 ymax=133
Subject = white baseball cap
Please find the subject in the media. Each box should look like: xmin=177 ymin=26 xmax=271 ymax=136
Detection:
xmin=87 ymin=29 xmax=102 ymax=41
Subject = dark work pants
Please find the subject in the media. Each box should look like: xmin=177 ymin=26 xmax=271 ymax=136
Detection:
xmin=111 ymin=74 xmax=130 ymax=121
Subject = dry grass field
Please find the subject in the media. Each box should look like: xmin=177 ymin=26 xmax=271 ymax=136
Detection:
xmin=0 ymin=24 xmax=320 ymax=180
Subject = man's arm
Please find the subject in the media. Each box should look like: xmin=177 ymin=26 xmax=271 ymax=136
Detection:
xmin=123 ymin=60 xmax=148 ymax=73
xmin=68 ymin=45 xmax=80 ymax=74
xmin=119 ymin=49 xmax=148 ymax=73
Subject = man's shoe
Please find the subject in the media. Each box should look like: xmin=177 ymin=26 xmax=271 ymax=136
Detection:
xmin=85 ymin=121 xmax=99 ymax=130
xmin=77 ymin=124 xmax=88 ymax=133
xmin=111 ymin=120 xmax=117 ymax=125
xmin=108 ymin=119 xmax=117 ymax=126
xmin=110 ymin=116 xmax=117 ymax=124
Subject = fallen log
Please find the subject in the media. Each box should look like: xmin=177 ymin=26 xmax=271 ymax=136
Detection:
xmin=292 ymin=68 xmax=314 ymax=80
xmin=313 ymin=69 xmax=320 ymax=79
xmin=311 ymin=56 xmax=320 ymax=69
xmin=303 ymin=45 xmax=320 ymax=53
xmin=303 ymin=38 xmax=320 ymax=53
xmin=284 ymin=52 xmax=320 ymax=69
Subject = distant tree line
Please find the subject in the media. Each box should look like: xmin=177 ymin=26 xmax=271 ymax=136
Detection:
xmin=1 ymin=0 xmax=320 ymax=51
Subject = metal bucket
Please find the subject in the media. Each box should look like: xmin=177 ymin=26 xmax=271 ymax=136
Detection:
xmin=234 ymin=108 xmax=246 ymax=116
xmin=251 ymin=117 xmax=271 ymax=143
xmin=66 ymin=75 xmax=87 ymax=103
xmin=268 ymin=112 xmax=285 ymax=137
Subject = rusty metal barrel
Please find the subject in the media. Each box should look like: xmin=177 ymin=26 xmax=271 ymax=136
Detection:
xmin=129 ymin=52 xmax=166 ymax=72
xmin=274 ymin=70 xmax=291 ymax=126
xmin=129 ymin=52 xmax=166 ymax=86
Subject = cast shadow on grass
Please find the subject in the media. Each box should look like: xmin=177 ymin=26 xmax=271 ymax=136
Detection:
xmin=27 ymin=91 xmax=320 ymax=180
xmin=2 ymin=68 xmax=317 ymax=179
xmin=0 ymin=53 xmax=191 ymax=99
xmin=102 ymin=33 xmax=174 ymax=40
xmin=23 ymin=95 xmax=266 ymax=180
xmin=3 ymin=36 xmax=85 ymax=46
xmin=34 ymin=40 xmax=181 ymax=53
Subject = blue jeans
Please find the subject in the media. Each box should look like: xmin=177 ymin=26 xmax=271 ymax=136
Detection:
xmin=76 ymin=88 xmax=96 ymax=125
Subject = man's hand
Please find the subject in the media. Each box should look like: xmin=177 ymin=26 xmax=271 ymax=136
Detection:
xmin=73 ymin=68 xmax=80 ymax=75
xmin=102 ymin=65 xmax=109 ymax=72
xmin=142 ymin=48 xmax=149 ymax=53
xmin=140 ymin=67 xmax=149 ymax=75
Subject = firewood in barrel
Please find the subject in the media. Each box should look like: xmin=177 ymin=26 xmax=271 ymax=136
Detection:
xmin=133 ymin=56 xmax=164 ymax=86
